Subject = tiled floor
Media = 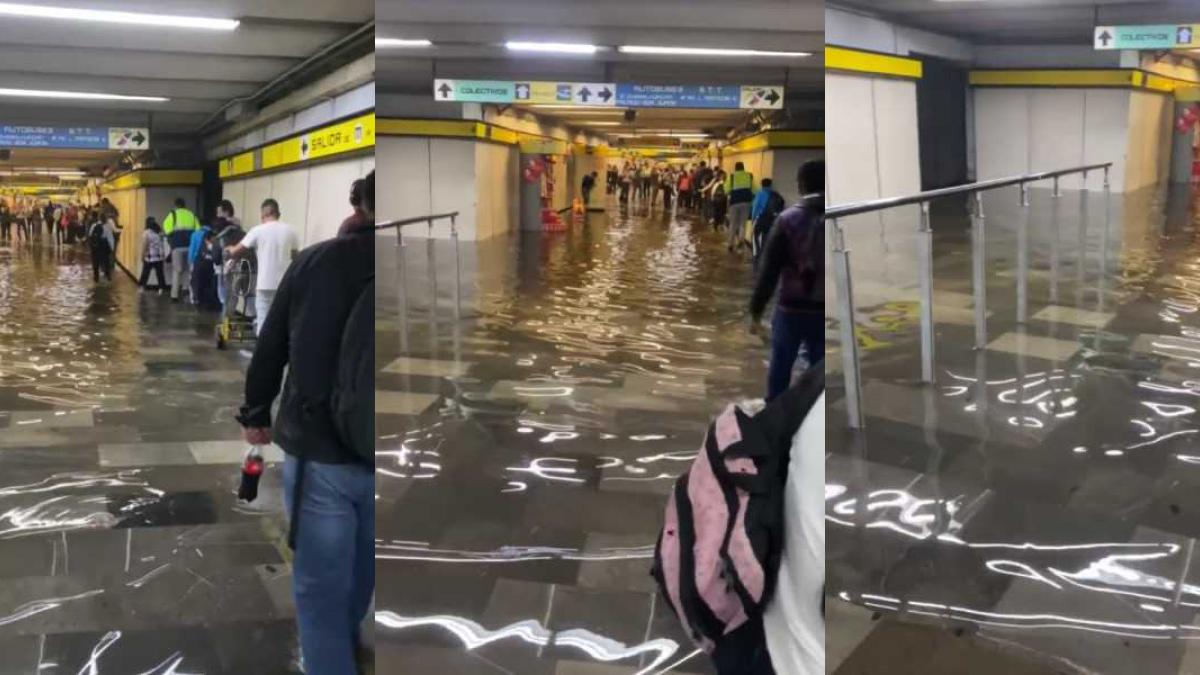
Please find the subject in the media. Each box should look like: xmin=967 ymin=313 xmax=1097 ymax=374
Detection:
xmin=0 ymin=242 xmax=298 ymax=673
xmin=375 ymin=199 xmax=777 ymax=673
xmin=828 ymin=187 xmax=1200 ymax=673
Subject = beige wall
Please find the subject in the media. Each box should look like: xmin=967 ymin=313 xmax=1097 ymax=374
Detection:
xmin=223 ymin=154 xmax=375 ymax=248
xmin=1125 ymin=90 xmax=1173 ymax=191
xmin=474 ymin=141 xmax=519 ymax=239
xmin=378 ymin=135 xmax=477 ymax=240
xmin=973 ymin=87 xmax=1130 ymax=191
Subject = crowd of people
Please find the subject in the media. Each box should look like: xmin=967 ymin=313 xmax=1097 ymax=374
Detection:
xmin=604 ymin=159 xmax=790 ymax=262
xmin=0 ymin=197 xmax=125 ymax=281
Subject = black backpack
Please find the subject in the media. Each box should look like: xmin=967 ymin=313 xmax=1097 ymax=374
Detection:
xmin=331 ymin=278 xmax=374 ymax=464
xmin=88 ymin=223 xmax=107 ymax=251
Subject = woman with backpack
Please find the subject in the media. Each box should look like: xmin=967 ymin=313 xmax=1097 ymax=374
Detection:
xmin=138 ymin=217 xmax=168 ymax=293
xmin=87 ymin=210 xmax=116 ymax=282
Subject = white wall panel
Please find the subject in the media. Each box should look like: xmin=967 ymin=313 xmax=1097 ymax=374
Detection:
xmin=974 ymin=88 xmax=1031 ymax=182
xmin=1030 ymin=89 xmax=1085 ymax=189
xmin=269 ymin=169 xmax=311 ymax=242
xmin=825 ymin=73 xmax=879 ymax=204
xmin=243 ymin=176 xmax=274 ymax=229
xmin=305 ymin=159 xmax=365 ymax=245
xmin=1083 ymin=89 xmax=1130 ymax=191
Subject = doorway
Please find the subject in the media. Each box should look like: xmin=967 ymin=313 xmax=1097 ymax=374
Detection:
xmin=915 ymin=54 xmax=969 ymax=190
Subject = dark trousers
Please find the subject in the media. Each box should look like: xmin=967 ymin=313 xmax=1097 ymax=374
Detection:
xmin=92 ymin=247 xmax=112 ymax=282
xmin=139 ymin=261 xmax=166 ymax=289
xmin=768 ymin=309 xmax=824 ymax=401
xmin=712 ymin=618 xmax=776 ymax=674
xmin=582 ymin=186 xmax=592 ymax=206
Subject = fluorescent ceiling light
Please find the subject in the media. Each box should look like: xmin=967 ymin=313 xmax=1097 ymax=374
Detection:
xmin=506 ymin=41 xmax=598 ymax=55
xmin=0 ymin=88 xmax=167 ymax=102
xmin=376 ymin=38 xmax=433 ymax=48
xmin=619 ymin=45 xmax=810 ymax=58
xmin=580 ymin=121 xmax=621 ymax=126
xmin=0 ymin=3 xmax=238 ymax=30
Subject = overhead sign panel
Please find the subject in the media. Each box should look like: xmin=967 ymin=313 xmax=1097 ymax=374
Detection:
xmin=434 ymin=79 xmax=784 ymax=109
xmin=1094 ymin=24 xmax=1200 ymax=50
xmin=0 ymin=125 xmax=151 ymax=150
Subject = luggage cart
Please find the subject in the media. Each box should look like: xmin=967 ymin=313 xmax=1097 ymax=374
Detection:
xmin=216 ymin=258 xmax=256 ymax=350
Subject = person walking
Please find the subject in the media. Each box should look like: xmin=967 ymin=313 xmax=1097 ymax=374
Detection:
xmin=337 ymin=180 xmax=369 ymax=237
xmin=163 ymin=197 xmax=200 ymax=302
xmin=213 ymin=201 xmax=245 ymax=311
xmin=225 ymin=198 xmax=300 ymax=335
xmin=138 ymin=217 xmax=168 ymax=293
xmin=87 ymin=210 xmax=116 ymax=282
xmin=725 ymin=161 xmax=756 ymax=252
xmin=581 ymin=171 xmax=597 ymax=207
xmin=750 ymin=160 xmax=825 ymax=401
xmin=751 ymin=178 xmax=787 ymax=263
xmin=237 ymin=172 xmax=375 ymax=675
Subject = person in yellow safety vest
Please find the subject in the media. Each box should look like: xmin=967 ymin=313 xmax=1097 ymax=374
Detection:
xmin=724 ymin=162 xmax=756 ymax=252
xmin=162 ymin=197 xmax=200 ymax=303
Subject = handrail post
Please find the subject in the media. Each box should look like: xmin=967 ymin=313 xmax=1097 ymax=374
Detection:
xmin=831 ymin=217 xmax=865 ymax=429
xmin=917 ymin=201 xmax=935 ymax=384
xmin=1052 ymin=176 xmax=1061 ymax=199
xmin=397 ymin=226 xmax=409 ymax=354
xmin=1017 ymin=183 xmax=1030 ymax=324
xmin=971 ymin=192 xmax=987 ymax=349
xmin=451 ymin=214 xmax=461 ymax=323
xmin=427 ymin=220 xmax=437 ymax=352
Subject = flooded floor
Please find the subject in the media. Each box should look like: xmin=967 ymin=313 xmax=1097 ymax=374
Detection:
xmin=375 ymin=200 xmax=775 ymax=674
xmin=827 ymin=185 xmax=1200 ymax=674
xmin=0 ymin=241 xmax=298 ymax=673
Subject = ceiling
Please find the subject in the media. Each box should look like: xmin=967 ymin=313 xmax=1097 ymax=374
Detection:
xmin=0 ymin=0 xmax=373 ymax=138
xmin=377 ymin=0 xmax=823 ymax=102
xmin=834 ymin=0 xmax=1200 ymax=45
xmin=512 ymin=106 xmax=755 ymax=143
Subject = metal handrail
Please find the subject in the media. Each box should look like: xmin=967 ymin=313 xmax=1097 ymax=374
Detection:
xmin=377 ymin=212 xmax=460 ymax=231
xmin=828 ymin=163 xmax=1112 ymax=218
xmin=392 ymin=211 xmax=463 ymax=355
xmin=829 ymin=162 xmax=1113 ymax=430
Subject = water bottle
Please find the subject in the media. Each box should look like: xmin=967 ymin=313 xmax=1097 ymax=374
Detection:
xmin=238 ymin=447 xmax=264 ymax=502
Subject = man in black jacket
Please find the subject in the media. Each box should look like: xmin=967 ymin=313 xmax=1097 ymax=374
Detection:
xmin=238 ymin=172 xmax=375 ymax=675
xmin=750 ymin=160 xmax=825 ymax=401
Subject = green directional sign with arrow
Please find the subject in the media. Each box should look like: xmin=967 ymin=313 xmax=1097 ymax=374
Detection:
xmin=1094 ymin=24 xmax=1200 ymax=50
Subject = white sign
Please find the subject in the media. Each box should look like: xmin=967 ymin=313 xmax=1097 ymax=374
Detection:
xmin=569 ymin=82 xmax=617 ymax=106
xmin=740 ymin=86 xmax=784 ymax=110
xmin=108 ymin=127 xmax=149 ymax=150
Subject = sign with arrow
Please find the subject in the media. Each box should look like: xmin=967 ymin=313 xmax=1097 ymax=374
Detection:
xmin=108 ymin=127 xmax=149 ymax=150
xmin=1094 ymin=24 xmax=1200 ymax=50
xmin=571 ymin=82 xmax=617 ymax=106
xmin=433 ymin=79 xmax=515 ymax=103
xmin=740 ymin=86 xmax=784 ymax=109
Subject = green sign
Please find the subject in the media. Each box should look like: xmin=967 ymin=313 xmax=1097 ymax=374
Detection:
xmin=434 ymin=79 xmax=515 ymax=103
xmin=1094 ymin=24 xmax=1200 ymax=50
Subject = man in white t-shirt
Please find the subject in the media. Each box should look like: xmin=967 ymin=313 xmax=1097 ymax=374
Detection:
xmin=226 ymin=198 xmax=299 ymax=335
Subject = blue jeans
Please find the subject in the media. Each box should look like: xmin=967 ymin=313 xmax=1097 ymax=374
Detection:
xmin=283 ymin=455 xmax=374 ymax=675
xmin=768 ymin=309 xmax=824 ymax=401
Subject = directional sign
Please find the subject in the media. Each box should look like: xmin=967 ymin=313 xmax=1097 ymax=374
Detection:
xmin=615 ymin=84 xmax=743 ymax=109
xmin=433 ymin=79 xmax=784 ymax=109
xmin=571 ymin=82 xmax=617 ymax=106
xmin=0 ymin=125 xmax=107 ymax=149
xmin=433 ymin=79 xmax=515 ymax=103
xmin=1094 ymin=24 xmax=1200 ymax=50
xmin=740 ymin=86 xmax=784 ymax=110
xmin=108 ymin=127 xmax=149 ymax=150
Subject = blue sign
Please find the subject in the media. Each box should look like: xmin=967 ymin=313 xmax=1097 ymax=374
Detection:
xmin=615 ymin=84 xmax=742 ymax=109
xmin=0 ymin=125 xmax=109 ymax=149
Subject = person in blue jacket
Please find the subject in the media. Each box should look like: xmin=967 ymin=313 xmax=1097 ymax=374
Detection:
xmin=188 ymin=223 xmax=215 ymax=308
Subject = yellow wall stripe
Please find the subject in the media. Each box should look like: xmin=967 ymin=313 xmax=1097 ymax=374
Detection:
xmin=970 ymin=69 xmax=1138 ymax=88
xmin=825 ymin=46 xmax=922 ymax=79
xmin=103 ymin=170 xmax=201 ymax=192
xmin=260 ymin=113 xmax=374 ymax=172
xmin=726 ymin=130 xmax=824 ymax=154
xmin=218 ymin=151 xmax=255 ymax=179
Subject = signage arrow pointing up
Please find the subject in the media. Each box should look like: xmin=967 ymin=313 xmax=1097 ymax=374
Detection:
xmin=1098 ymin=29 xmax=1113 ymax=47
xmin=438 ymin=83 xmax=453 ymax=99
xmin=578 ymin=86 xmax=592 ymax=103
xmin=599 ymin=87 xmax=613 ymax=102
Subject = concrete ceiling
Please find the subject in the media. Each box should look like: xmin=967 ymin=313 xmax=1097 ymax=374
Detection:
xmin=833 ymin=0 xmax=1199 ymax=45
xmin=0 ymin=0 xmax=373 ymax=137
xmin=377 ymin=0 xmax=823 ymax=101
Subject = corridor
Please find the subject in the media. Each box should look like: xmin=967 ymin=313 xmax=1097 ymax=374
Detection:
xmin=0 ymin=242 xmax=296 ymax=673
xmin=375 ymin=203 xmax=778 ymax=673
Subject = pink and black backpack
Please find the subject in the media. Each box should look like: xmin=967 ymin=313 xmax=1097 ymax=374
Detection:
xmin=652 ymin=364 xmax=824 ymax=657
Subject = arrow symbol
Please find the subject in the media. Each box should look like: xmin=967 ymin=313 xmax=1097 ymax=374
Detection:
xmin=599 ymin=87 xmax=612 ymax=102
xmin=1098 ymin=29 xmax=1113 ymax=47
xmin=578 ymin=86 xmax=592 ymax=102
xmin=301 ymin=139 xmax=309 ymax=156
xmin=1180 ymin=27 xmax=1193 ymax=44
xmin=438 ymin=82 xmax=453 ymax=99
xmin=516 ymin=83 xmax=530 ymax=99
xmin=765 ymin=89 xmax=780 ymax=105
xmin=132 ymin=131 xmax=146 ymax=145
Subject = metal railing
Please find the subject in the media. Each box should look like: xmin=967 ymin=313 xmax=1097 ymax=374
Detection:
xmin=377 ymin=212 xmax=461 ymax=354
xmin=827 ymin=162 xmax=1113 ymax=430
